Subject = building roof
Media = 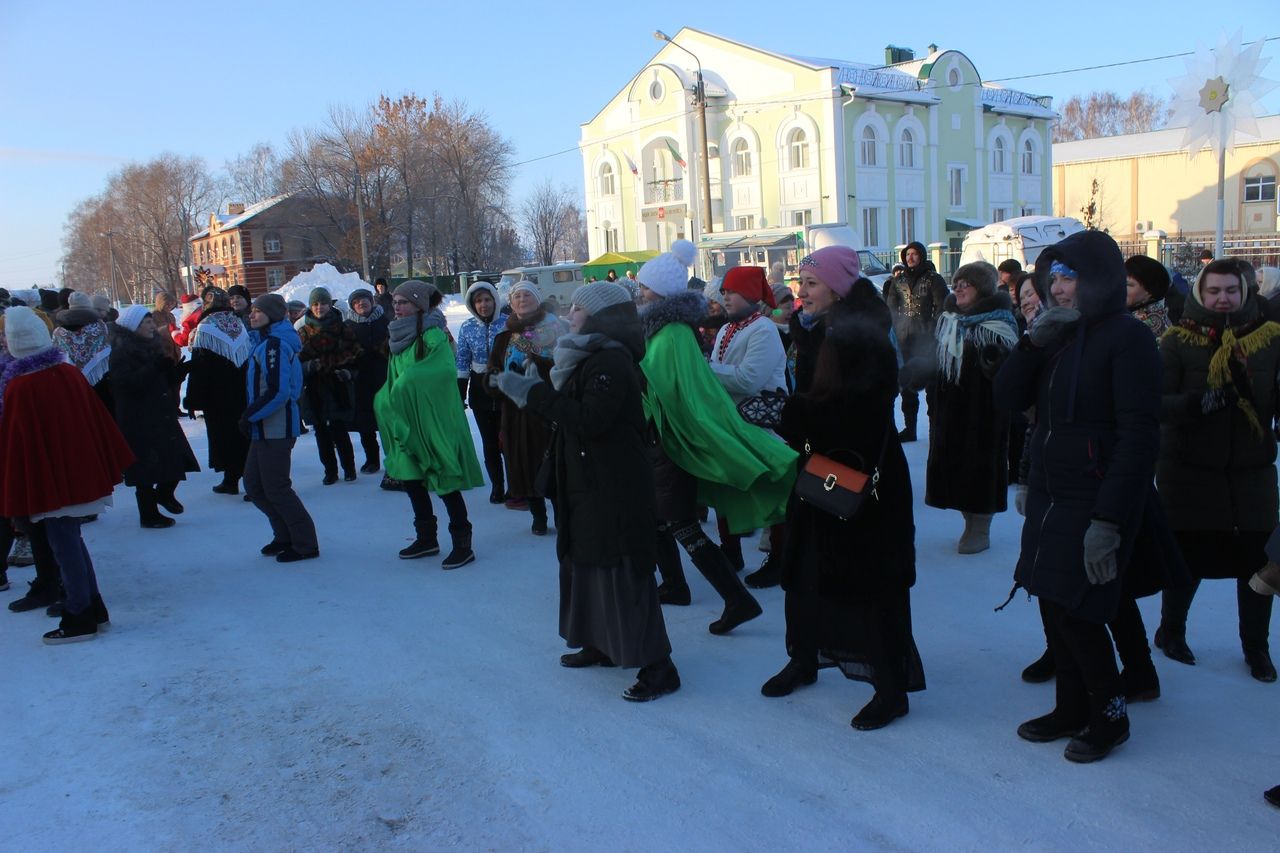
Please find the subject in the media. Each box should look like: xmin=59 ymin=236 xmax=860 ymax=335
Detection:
xmin=190 ymin=195 xmax=290 ymax=242
xmin=1054 ymin=114 xmax=1280 ymax=164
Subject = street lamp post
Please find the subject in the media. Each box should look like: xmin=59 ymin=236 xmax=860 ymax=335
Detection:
xmin=100 ymin=230 xmax=119 ymax=305
xmin=653 ymin=30 xmax=714 ymax=239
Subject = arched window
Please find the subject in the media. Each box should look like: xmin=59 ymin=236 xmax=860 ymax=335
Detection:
xmin=731 ymin=138 xmax=752 ymax=178
xmin=1021 ymin=139 xmax=1037 ymax=175
xmin=787 ymin=128 xmax=809 ymax=170
xmin=899 ymin=128 xmax=915 ymax=168
xmin=599 ymin=162 xmax=616 ymax=196
xmin=992 ymin=137 xmax=1007 ymax=174
xmin=860 ymin=125 xmax=878 ymax=167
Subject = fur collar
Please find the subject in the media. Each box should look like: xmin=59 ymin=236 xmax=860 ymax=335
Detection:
xmin=0 ymin=346 xmax=68 ymax=421
xmin=639 ymin=290 xmax=707 ymax=340
xmin=504 ymin=308 xmax=550 ymax=335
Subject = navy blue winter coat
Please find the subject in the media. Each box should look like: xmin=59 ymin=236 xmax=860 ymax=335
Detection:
xmin=994 ymin=231 xmax=1169 ymax=622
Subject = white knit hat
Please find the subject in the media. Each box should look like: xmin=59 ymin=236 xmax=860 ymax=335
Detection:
xmin=116 ymin=304 xmax=151 ymax=332
xmin=703 ymin=277 xmax=725 ymax=308
xmin=637 ymin=239 xmax=697 ymax=298
xmin=509 ymin=279 xmax=543 ymax=305
xmin=68 ymin=291 xmax=93 ymax=310
xmin=2 ymin=306 xmax=53 ymax=358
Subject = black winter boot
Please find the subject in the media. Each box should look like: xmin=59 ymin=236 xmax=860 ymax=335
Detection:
xmin=1266 ymin=785 xmax=1280 ymax=808
xmin=441 ymin=528 xmax=475 ymax=570
xmin=655 ymin=527 xmax=691 ymax=606
xmin=1021 ymin=647 xmax=1056 ymax=683
xmin=1018 ymin=672 xmax=1089 ymax=743
xmin=745 ymin=552 xmax=782 ymax=589
xmin=560 ymin=647 xmax=615 ymax=668
xmin=1064 ymin=693 xmax=1129 ymax=763
xmin=8 ymin=578 xmax=62 ymax=612
xmin=135 ymin=485 xmax=175 ymax=529
xmin=1154 ymin=624 xmax=1196 ymax=665
xmin=761 ymin=659 xmax=819 ymax=697
xmin=1244 ymin=647 xmax=1278 ymax=683
xmin=898 ymin=393 xmax=919 ymax=442
xmin=622 ymin=657 xmax=681 ymax=702
xmin=686 ymin=539 xmax=762 ymax=636
xmin=155 ymin=482 xmax=184 ymax=515
xmin=42 ymin=607 xmax=98 ymax=644
xmin=212 ymin=472 xmax=240 ymax=495
xmin=1121 ymin=661 xmax=1161 ymax=701
xmin=530 ymin=500 xmax=549 ymax=537
xmin=851 ymin=692 xmax=909 ymax=730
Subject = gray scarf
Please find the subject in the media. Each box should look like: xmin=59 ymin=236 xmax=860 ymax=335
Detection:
xmin=349 ymin=304 xmax=384 ymax=324
xmin=387 ymin=309 xmax=447 ymax=355
xmin=549 ymin=332 xmax=624 ymax=390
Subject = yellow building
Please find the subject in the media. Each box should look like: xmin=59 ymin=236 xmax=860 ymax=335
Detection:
xmin=1053 ymin=116 xmax=1280 ymax=240
xmin=580 ymin=28 xmax=1055 ymax=271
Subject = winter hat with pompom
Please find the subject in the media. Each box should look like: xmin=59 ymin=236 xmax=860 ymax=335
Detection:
xmin=3 ymin=306 xmax=54 ymax=358
xmin=637 ymin=239 xmax=697 ymax=298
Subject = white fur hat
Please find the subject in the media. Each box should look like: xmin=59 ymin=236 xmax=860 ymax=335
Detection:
xmin=3 ymin=306 xmax=53 ymax=358
xmin=637 ymin=239 xmax=697 ymax=299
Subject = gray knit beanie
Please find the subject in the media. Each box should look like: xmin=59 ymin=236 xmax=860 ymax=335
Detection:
xmin=571 ymin=282 xmax=632 ymax=317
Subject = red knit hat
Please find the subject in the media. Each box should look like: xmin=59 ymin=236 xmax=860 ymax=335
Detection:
xmin=721 ymin=266 xmax=776 ymax=309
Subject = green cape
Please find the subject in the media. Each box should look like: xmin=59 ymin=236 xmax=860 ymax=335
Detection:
xmin=375 ymin=327 xmax=485 ymax=493
xmin=641 ymin=323 xmax=797 ymax=533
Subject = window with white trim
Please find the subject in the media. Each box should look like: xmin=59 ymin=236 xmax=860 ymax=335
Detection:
xmin=900 ymin=207 xmax=917 ymax=244
xmin=731 ymin=139 xmax=752 ymax=178
xmin=861 ymin=207 xmax=880 ymax=249
xmin=1020 ymin=205 xmax=1037 ymax=217
xmin=899 ymin=129 xmax=916 ymax=168
xmin=787 ymin=128 xmax=810 ymax=170
xmin=267 ymin=268 xmax=284 ymax=289
xmin=859 ymin=125 xmax=878 ymax=167
xmin=992 ymin=137 xmax=1008 ymax=174
xmin=992 ymin=207 xmax=1009 ymax=222
xmin=948 ymin=167 xmax=965 ymax=207
xmin=1245 ymin=174 xmax=1276 ymax=202
xmin=264 ymin=235 xmax=282 ymax=254
xmin=1021 ymin=139 xmax=1036 ymax=175
xmin=791 ymin=209 xmax=813 ymax=227
xmin=734 ymin=215 xmax=755 ymax=231
xmin=599 ymin=162 xmax=616 ymax=196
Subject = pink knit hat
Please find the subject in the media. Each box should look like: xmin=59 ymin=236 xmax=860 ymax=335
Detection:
xmin=798 ymin=246 xmax=862 ymax=297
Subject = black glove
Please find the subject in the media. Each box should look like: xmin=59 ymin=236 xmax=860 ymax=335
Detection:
xmin=1028 ymin=306 xmax=1082 ymax=348
xmin=238 ymin=416 xmax=251 ymax=438
xmin=333 ymin=368 xmax=352 ymax=382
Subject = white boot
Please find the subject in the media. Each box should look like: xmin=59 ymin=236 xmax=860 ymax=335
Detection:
xmin=958 ymin=513 xmax=992 ymax=555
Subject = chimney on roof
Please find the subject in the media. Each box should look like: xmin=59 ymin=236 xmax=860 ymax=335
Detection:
xmin=927 ymin=43 xmax=939 ymax=55
xmin=884 ymin=45 xmax=915 ymax=65
xmin=227 ymin=202 xmax=246 ymax=215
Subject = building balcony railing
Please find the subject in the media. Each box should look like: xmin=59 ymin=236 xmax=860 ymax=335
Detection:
xmin=644 ymin=179 xmax=684 ymax=204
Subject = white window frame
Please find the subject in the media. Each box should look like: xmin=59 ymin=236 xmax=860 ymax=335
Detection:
xmin=731 ymin=139 xmax=752 ymax=178
xmin=899 ymin=129 xmax=915 ymax=169
xmin=1020 ymin=205 xmax=1038 ymax=217
xmin=734 ymin=214 xmax=755 ymax=231
xmin=991 ymin=137 xmax=1008 ymax=174
xmin=266 ymin=267 xmax=285 ymax=289
xmin=1021 ymin=139 xmax=1036 ymax=175
xmin=599 ymin=163 xmax=616 ymax=197
xmin=1244 ymin=174 xmax=1277 ymax=203
xmin=992 ymin=207 xmax=1009 ymax=223
xmin=264 ymin=237 xmax=282 ymax=254
xmin=859 ymin=126 xmax=878 ymax=167
xmin=899 ymin=207 xmax=917 ymax=244
xmin=787 ymin=128 xmax=809 ymax=171
xmin=861 ymin=207 xmax=881 ymax=249
xmin=948 ymin=167 xmax=966 ymax=208
xmin=791 ymin=209 xmax=813 ymax=227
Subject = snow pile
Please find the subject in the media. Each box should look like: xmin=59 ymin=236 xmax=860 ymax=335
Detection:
xmin=273 ymin=263 xmax=371 ymax=307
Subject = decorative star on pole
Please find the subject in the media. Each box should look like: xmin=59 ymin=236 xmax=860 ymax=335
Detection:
xmin=1168 ymin=29 xmax=1277 ymax=156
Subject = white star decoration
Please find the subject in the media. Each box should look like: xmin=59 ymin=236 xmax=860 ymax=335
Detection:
xmin=1168 ymin=30 xmax=1277 ymax=156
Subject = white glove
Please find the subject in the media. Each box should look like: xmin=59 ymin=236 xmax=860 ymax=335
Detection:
xmin=1015 ymin=484 xmax=1028 ymax=517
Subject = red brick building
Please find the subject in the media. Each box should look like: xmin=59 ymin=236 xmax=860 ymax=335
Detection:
xmin=187 ymin=195 xmax=343 ymax=295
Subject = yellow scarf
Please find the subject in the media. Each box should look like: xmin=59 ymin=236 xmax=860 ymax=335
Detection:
xmin=1165 ymin=321 xmax=1280 ymax=440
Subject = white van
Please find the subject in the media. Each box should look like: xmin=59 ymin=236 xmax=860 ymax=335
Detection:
xmin=958 ymin=216 xmax=1085 ymax=270
xmin=495 ymin=263 xmax=585 ymax=312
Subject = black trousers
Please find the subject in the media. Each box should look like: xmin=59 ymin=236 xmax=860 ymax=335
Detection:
xmin=1163 ymin=577 xmax=1273 ymax=651
xmin=1041 ymin=598 xmax=1123 ymax=709
xmin=313 ymin=419 xmax=355 ymax=476
xmin=471 ymin=405 xmax=504 ymax=496
xmin=404 ymin=482 xmax=471 ymax=540
xmin=358 ymin=428 xmax=380 ymax=465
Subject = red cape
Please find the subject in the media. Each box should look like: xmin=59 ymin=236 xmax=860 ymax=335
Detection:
xmin=0 ymin=362 xmax=136 ymax=517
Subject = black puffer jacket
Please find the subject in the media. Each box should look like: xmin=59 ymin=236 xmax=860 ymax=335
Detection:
xmin=882 ymin=242 xmax=949 ymax=389
xmin=110 ymin=327 xmax=200 ymax=487
xmin=525 ymin=303 xmax=655 ymax=568
xmin=994 ymin=230 xmax=1171 ymax=622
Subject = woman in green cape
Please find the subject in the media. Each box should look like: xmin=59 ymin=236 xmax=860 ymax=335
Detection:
xmin=374 ymin=280 xmax=484 ymax=569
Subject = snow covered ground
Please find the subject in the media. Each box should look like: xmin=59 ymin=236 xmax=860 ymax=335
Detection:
xmin=2 ymin=399 xmax=1277 ymax=849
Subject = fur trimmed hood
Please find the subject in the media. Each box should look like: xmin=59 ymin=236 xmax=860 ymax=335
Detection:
xmin=639 ymin=290 xmax=707 ymax=340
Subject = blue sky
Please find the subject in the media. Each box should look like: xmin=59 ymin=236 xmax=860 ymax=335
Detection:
xmin=0 ymin=0 xmax=1274 ymax=289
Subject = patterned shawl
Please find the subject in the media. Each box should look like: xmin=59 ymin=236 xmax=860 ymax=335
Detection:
xmin=190 ymin=309 xmax=253 ymax=367
xmin=51 ymin=320 xmax=111 ymax=386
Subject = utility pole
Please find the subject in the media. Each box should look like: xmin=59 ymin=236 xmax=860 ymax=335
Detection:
xmin=654 ymin=30 xmax=714 ymax=237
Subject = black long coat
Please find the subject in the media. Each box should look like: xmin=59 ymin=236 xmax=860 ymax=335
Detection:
xmin=925 ymin=290 xmax=1016 ymax=514
xmin=348 ymin=311 xmax=390 ymax=435
xmin=183 ymin=311 xmax=249 ymax=474
xmin=994 ymin=231 xmax=1174 ymax=623
xmin=109 ymin=327 xmax=199 ymax=487
xmin=524 ymin=305 xmax=656 ymax=568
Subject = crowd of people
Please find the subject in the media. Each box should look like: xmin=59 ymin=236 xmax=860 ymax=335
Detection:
xmin=2 ymin=237 xmax=1279 ymax=803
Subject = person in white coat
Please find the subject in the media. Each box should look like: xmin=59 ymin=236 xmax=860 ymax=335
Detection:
xmin=708 ymin=265 xmax=790 ymax=588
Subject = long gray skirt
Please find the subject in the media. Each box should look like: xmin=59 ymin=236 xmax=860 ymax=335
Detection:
xmin=559 ymin=557 xmax=672 ymax=669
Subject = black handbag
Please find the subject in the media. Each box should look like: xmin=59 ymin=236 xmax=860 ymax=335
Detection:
xmin=533 ymin=426 xmax=557 ymax=500
xmin=737 ymin=387 xmax=788 ymax=429
xmin=793 ymin=427 xmax=890 ymax=521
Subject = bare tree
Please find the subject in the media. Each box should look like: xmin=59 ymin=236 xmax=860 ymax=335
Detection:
xmin=224 ymin=142 xmax=283 ymax=204
xmin=522 ymin=179 xmax=583 ymax=266
xmin=59 ymin=154 xmax=218 ymax=302
xmin=1054 ymin=90 xmax=1170 ymax=142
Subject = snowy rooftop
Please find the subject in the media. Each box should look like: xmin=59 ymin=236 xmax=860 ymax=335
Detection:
xmin=190 ymin=194 xmax=290 ymax=241
xmin=1054 ymin=114 xmax=1280 ymax=163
